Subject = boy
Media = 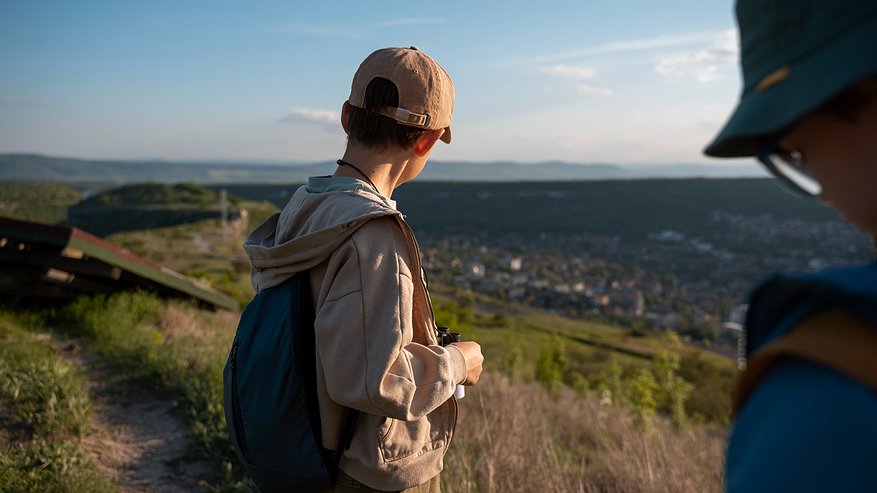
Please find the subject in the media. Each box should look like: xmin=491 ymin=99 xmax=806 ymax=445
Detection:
xmin=704 ymin=1 xmax=877 ymax=491
xmin=244 ymin=47 xmax=484 ymax=492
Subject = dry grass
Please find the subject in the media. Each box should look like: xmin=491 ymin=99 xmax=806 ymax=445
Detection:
xmin=158 ymin=303 xmax=239 ymax=360
xmin=444 ymin=373 xmax=726 ymax=493
xmin=151 ymin=300 xmax=728 ymax=493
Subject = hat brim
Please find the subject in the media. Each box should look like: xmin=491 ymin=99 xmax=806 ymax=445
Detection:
xmin=704 ymin=16 xmax=877 ymax=158
xmin=440 ymin=126 xmax=451 ymax=144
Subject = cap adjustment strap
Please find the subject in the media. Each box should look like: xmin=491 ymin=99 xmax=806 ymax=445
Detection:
xmin=375 ymin=106 xmax=430 ymax=128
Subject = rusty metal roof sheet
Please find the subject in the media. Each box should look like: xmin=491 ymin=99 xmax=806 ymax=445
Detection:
xmin=0 ymin=216 xmax=238 ymax=311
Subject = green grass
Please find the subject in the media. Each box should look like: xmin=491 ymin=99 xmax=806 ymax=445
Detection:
xmin=55 ymin=291 xmax=254 ymax=492
xmin=0 ymin=283 xmax=730 ymax=492
xmin=432 ymin=291 xmax=736 ymax=424
xmin=0 ymin=311 xmax=113 ymax=493
xmin=106 ymin=204 xmax=277 ymax=308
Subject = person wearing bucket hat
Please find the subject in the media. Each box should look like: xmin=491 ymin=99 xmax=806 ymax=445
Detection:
xmin=706 ymin=0 xmax=877 ymax=492
xmin=242 ymin=46 xmax=483 ymax=492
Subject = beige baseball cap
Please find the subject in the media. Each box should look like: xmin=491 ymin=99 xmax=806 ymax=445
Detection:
xmin=349 ymin=46 xmax=455 ymax=144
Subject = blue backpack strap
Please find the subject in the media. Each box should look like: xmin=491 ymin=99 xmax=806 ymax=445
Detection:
xmin=744 ymin=263 xmax=877 ymax=353
xmin=291 ymin=270 xmax=360 ymax=483
xmin=733 ymin=308 xmax=877 ymax=416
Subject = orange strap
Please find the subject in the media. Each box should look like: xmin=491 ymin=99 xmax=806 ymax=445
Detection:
xmin=732 ymin=309 xmax=877 ymax=416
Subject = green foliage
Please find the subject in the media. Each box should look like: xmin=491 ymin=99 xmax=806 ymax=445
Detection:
xmin=0 ymin=440 xmax=114 ymax=493
xmin=0 ymin=314 xmax=90 ymax=440
xmin=433 ymin=299 xmax=474 ymax=332
xmin=245 ymin=202 xmax=280 ymax=229
xmin=599 ymin=358 xmax=626 ymax=406
xmin=595 ymin=336 xmax=694 ymax=427
xmin=536 ymin=336 xmax=567 ymax=392
xmin=77 ymin=183 xmax=217 ymax=207
xmin=66 ymin=183 xmax=248 ymax=236
xmin=652 ymin=333 xmax=694 ymax=427
xmin=0 ymin=183 xmax=83 ymax=224
xmin=55 ymin=292 xmax=253 ymax=492
xmin=627 ymin=368 xmax=659 ymax=425
xmin=0 ymin=357 xmax=91 ymax=439
xmin=501 ymin=343 xmax=526 ymax=382
xmin=678 ymin=352 xmax=735 ymax=425
xmin=0 ymin=312 xmax=113 ymax=493
xmin=60 ymin=291 xmax=163 ymax=341
xmin=431 ymin=292 xmax=730 ymax=425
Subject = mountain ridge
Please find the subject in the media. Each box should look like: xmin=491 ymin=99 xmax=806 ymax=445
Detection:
xmin=0 ymin=153 xmax=765 ymax=184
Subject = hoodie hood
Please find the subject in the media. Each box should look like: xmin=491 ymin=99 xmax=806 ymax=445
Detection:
xmin=243 ymin=176 xmax=401 ymax=292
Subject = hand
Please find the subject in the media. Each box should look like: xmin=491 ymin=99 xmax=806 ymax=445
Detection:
xmin=451 ymin=341 xmax=483 ymax=386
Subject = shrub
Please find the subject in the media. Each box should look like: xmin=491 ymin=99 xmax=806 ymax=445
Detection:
xmin=536 ymin=336 xmax=567 ymax=392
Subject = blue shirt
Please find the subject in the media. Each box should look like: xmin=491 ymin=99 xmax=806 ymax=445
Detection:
xmin=727 ymin=358 xmax=877 ymax=492
xmin=727 ymin=263 xmax=877 ymax=492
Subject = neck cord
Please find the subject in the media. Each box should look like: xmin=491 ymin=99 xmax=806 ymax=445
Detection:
xmin=336 ymin=159 xmax=380 ymax=193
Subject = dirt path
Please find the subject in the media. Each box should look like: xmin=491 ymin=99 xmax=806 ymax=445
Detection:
xmin=59 ymin=340 xmax=215 ymax=492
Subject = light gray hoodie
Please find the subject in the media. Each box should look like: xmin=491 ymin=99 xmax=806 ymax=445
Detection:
xmin=243 ymin=176 xmax=467 ymax=490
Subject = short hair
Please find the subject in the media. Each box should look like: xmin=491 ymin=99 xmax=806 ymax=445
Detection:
xmin=346 ymin=77 xmax=428 ymax=151
xmin=816 ymin=75 xmax=877 ymax=122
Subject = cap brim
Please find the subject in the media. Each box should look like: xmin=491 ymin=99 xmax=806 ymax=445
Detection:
xmin=440 ymin=126 xmax=451 ymax=144
xmin=705 ymin=16 xmax=877 ymax=158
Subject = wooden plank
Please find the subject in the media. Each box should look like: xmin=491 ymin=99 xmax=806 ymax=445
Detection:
xmin=0 ymin=217 xmax=239 ymax=311
xmin=0 ymin=247 xmax=123 ymax=280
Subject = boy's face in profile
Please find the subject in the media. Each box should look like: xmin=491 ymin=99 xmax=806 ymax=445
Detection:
xmin=778 ymin=91 xmax=877 ymax=236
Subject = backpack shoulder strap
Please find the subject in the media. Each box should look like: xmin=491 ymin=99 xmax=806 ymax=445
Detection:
xmin=733 ymin=309 xmax=877 ymax=416
xmin=291 ymin=270 xmax=359 ymax=481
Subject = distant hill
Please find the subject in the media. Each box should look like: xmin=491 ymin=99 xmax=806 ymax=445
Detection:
xmin=216 ymin=178 xmax=845 ymax=240
xmin=0 ymin=183 xmax=83 ymax=223
xmin=0 ymin=153 xmax=765 ymax=184
xmin=67 ymin=183 xmax=239 ymax=236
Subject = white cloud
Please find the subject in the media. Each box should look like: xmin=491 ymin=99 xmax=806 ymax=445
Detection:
xmin=654 ymin=29 xmax=738 ymax=83
xmin=538 ymin=65 xmax=611 ymax=96
xmin=496 ymin=31 xmax=720 ymax=67
xmin=280 ymin=107 xmax=340 ymax=126
xmin=575 ymin=84 xmax=613 ymax=96
xmin=540 ymin=64 xmax=597 ymax=80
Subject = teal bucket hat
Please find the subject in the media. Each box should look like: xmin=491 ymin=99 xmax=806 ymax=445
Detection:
xmin=704 ymin=0 xmax=877 ymax=158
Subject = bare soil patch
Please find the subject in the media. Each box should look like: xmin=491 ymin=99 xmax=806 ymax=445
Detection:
xmin=60 ymin=341 xmax=215 ymax=492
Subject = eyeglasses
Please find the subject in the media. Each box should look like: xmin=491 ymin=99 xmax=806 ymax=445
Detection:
xmin=756 ymin=130 xmax=822 ymax=197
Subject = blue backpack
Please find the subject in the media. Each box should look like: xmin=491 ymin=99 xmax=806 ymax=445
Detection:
xmin=223 ymin=271 xmax=358 ymax=493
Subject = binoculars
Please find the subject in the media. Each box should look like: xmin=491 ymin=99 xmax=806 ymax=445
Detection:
xmin=436 ymin=325 xmax=461 ymax=347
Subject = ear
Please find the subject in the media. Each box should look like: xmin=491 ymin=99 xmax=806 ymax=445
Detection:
xmin=340 ymin=101 xmax=352 ymax=134
xmin=413 ymin=129 xmax=445 ymax=157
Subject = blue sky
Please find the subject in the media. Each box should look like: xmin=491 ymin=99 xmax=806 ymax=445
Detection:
xmin=0 ymin=0 xmax=751 ymax=167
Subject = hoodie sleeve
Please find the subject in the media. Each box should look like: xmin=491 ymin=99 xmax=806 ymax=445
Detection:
xmin=313 ymin=218 xmax=468 ymax=421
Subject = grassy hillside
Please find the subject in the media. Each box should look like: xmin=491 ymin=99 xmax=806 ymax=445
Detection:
xmin=0 ymin=180 xmax=736 ymax=491
xmin=97 ymin=211 xmax=736 ymax=423
xmin=211 ymin=178 xmax=857 ymax=249
xmin=0 ymin=182 xmax=275 ymax=239
xmin=1 ymin=293 xmax=727 ymax=492
xmin=0 ymin=183 xmax=83 ymax=223
xmin=0 ymin=310 xmax=113 ymax=492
